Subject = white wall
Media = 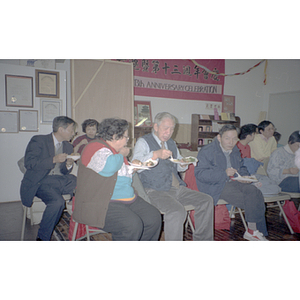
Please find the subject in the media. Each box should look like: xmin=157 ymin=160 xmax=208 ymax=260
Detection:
xmin=224 ymin=59 xmax=300 ymax=126
xmin=0 ymin=62 xmax=69 ymax=203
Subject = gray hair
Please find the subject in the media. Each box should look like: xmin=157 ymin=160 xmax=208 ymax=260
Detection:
xmin=219 ymin=124 xmax=240 ymax=136
xmin=154 ymin=112 xmax=177 ymax=126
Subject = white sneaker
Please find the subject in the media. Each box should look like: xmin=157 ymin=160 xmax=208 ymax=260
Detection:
xmin=243 ymin=230 xmax=268 ymax=241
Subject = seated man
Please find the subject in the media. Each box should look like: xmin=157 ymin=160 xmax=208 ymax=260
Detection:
xmin=194 ymin=124 xmax=268 ymax=241
xmin=132 ymin=112 xmax=214 ymax=241
xmin=20 ymin=116 xmax=78 ymax=241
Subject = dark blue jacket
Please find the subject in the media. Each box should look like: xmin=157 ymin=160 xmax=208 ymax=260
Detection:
xmin=194 ymin=137 xmax=249 ymax=205
xmin=20 ymin=133 xmax=73 ymax=207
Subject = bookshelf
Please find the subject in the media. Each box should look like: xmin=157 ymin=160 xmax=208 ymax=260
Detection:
xmin=191 ymin=114 xmax=240 ymax=151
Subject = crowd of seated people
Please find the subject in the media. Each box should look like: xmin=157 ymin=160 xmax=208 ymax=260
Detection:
xmin=20 ymin=112 xmax=299 ymax=241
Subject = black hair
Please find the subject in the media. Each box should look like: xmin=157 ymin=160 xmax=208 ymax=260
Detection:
xmin=98 ymin=118 xmax=129 ymax=141
xmin=52 ymin=116 xmax=76 ymax=133
xmin=239 ymin=124 xmax=257 ymax=140
xmin=257 ymin=120 xmax=274 ymax=134
xmin=274 ymin=131 xmax=281 ymax=143
xmin=81 ymin=119 xmax=99 ymax=133
xmin=288 ymin=131 xmax=300 ymax=144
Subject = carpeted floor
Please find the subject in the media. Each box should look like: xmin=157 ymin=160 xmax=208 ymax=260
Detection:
xmin=53 ymin=203 xmax=300 ymax=241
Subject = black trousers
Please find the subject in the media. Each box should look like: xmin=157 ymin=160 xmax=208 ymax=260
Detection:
xmin=220 ymin=180 xmax=268 ymax=236
xmin=101 ymin=196 xmax=162 ymax=241
xmin=36 ymin=174 xmax=77 ymax=240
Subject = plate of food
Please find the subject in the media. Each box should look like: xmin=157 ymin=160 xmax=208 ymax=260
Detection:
xmin=129 ymin=159 xmax=158 ymax=169
xmin=66 ymin=154 xmax=81 ymax=161
xmin=231 ymin=175 xmax=258 ymax=183
xmin=169 ymin=156 xmax=198 ymax=165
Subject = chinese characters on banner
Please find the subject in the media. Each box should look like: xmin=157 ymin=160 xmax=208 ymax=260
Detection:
xmin=117 ymin=59 xmax=225 ymax=102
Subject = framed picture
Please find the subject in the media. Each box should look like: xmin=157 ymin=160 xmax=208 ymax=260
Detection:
xmin=19 ymin=110 xmax=38 ymax=132
xmin=134 ymin=101 xmax=152 ymax=127
xmin=5 ymin=75 xmax=33 ymax=107
xmin=35 ymin=69 xmax=60 ymax=98
xmin=222 ymin=95 xmax=235 ymax=113
xmin=40 ymin=99 xmax=62 ymax=123
xmin=0 ymin=110 xmax=18 ymax=133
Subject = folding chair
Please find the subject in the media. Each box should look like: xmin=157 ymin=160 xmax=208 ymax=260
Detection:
xmin=217 ymin=199 xmax=247 ymax=230
xmin=21 ymin=194 xmax=72 ymax=240
xmin=280 ymin=192 xmax=300 ymax=211
xmin=264 ymin=193 xmax=294 ymax=234
xmin=71 ymin=219 xmax=108 ymax=241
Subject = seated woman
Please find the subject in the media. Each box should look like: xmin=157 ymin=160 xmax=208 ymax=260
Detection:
xmin=72 ymin=118 xmax=161 ymax=241
xmin=267 ymin=131 xmax=300 ymax=193
xmin=249 ymin=120 xmax=277 ymax=162
xmin=72 ymin=119 xmax=100 ymax=154
xmin=237 ymin=124 xmax=281 ymax=195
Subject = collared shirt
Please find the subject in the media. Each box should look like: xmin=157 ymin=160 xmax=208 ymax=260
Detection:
xmin=260 ymin=133 xmax=271 ymax=142
xmin=52 ymin=133 xmax=60 ymax=149
xmin=52 ymin=133 xmax=73 ymax=170
xmin=132 ymin=131 xmax=187 ymax=172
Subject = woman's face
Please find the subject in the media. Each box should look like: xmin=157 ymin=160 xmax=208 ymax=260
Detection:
xmin=261 ymin=124 xmax=275 ymax=139
xmin=86 ymin=125 xmax=97 ymax=139
xmin=113 ymin=130 xmax=129 ymax=152
xmin=290 ymin=142 xmax=300 ymax=153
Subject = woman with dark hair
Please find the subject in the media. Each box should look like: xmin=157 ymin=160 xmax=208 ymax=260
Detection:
xmin=267 ymin=130 xmax=300 ymax=192
xmin=72 ymin=119 xmax=100 ymax=154
xmin=72 ymin=118 xmax=161 ymax=241
xmin=249 ymin=120 xmax=277 ymax=161
xmin=237 ymin=123 xmax=258 ymax=158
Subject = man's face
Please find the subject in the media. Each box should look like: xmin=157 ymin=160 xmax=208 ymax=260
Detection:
xmin=217 ymin=130 xmax=239 ymax=151
xmin=153 ymin=118 xmax=175 ymax=142
xmin=59 ymin=123 xmax=76 ymax=142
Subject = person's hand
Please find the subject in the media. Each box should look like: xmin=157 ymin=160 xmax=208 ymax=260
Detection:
xmin=119 ymin=146 xmax=130 ymax=157
xmin=226 ymin=167 xmax=236 ymax=177
xmin=66 ymin=157 xmax=74 ymax=168
xmin=153 ymin=149 xmax=172 ymax=160
xmin=53 ymin=153 xmax=68 ymax=163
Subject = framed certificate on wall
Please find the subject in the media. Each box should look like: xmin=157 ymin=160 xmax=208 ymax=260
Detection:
xmin=36 ymin=69 xmax=60 ymax=98
xmin=40 ymin=99 xmax=62 ymax=123
xmin=0 ymin=110 xmax=18 ymax=133
xmin=5 ymin=75 xmax=33 ymax=107
xmin=19 ymin=110 xmax=38 ymax=132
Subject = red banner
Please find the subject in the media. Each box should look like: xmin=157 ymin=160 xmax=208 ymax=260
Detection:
xmin=118 ymin=59 xmax=224 ymax=102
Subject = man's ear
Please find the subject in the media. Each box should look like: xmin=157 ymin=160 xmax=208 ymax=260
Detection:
xmin=153 ymin=123 xmax=158 ymax=133
xmin=217 ymin=134 xmax=221 ymax=143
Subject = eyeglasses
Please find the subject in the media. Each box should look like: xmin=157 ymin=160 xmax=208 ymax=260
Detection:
xmin=123 ymin=135 xmax=129 ymax=141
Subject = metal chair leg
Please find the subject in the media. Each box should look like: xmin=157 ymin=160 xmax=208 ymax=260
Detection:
xmin=72 ymin=221 xmax=79 ymax=241
xmin=86 ymin=225 xmax=90 ymax=241
xmin=21 ymin=206 xmax=27 ymax=241
xmin=277 ymin=200 xmax=294 ymax=234
xmin=237 ymin=207 xmax=248 ymax=230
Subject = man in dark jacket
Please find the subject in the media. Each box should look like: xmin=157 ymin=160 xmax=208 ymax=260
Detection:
xmin=195 ymin=124 xmax=268 ymax=241
xmin=20 ymin=116 xmax=77 ymax=240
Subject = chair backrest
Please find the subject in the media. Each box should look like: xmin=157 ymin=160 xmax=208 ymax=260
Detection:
xmin=17 ymin=157 xmax=26 ymax=174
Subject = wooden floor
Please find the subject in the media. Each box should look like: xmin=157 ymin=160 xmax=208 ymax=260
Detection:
xmin=1 ymin=199 xmax=300 ymax=241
